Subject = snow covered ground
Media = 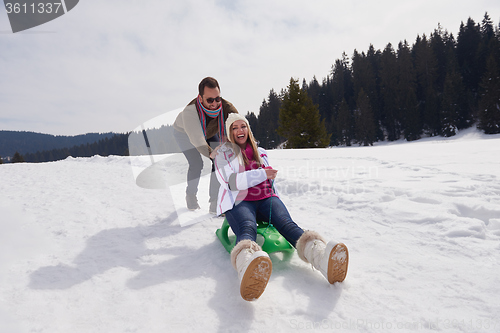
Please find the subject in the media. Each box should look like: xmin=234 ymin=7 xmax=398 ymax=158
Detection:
xmin=1 ymin=128 xmax=499 ymax=332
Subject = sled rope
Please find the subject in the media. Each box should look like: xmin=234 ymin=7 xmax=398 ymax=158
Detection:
xmin=264 ymin=179 xmax=276 ymax=234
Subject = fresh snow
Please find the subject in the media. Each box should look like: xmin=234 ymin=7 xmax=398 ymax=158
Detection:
xmin=1 ymin=128 xmax=499 ymax=332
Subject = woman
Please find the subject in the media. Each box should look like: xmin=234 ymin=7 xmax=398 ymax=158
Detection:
xmin=212 ymin=113 xmax=349 ymax=301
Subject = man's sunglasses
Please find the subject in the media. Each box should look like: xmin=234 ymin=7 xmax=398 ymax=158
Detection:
xmin=206 ymin=96 xmax=222 ymax=104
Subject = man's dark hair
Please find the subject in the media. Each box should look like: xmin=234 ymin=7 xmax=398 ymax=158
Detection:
xmin=198 ymin=77 xmax=220 ymax=96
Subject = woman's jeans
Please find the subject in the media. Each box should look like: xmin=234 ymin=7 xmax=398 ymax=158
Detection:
xmin=225 ymin=197 xmax=304 ymax=248
xmin=173 ymin=129 xmax=219 ymax=203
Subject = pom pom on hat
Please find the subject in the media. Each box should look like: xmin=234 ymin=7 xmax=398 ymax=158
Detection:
xmin=225 ymin=113 xmax=249 ymax=141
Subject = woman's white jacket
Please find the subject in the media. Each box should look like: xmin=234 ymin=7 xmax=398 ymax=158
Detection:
xmin=213 ymin=143 xmax=279 ymax=216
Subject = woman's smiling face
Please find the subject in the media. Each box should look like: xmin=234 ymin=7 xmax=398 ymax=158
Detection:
xmin=231 ymin=120 xmax=249 ymax=148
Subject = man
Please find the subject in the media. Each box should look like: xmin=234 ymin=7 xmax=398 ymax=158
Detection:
xmin=173 ymin=77 xmax=239 ymax=213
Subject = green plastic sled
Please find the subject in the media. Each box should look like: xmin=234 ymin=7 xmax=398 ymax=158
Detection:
xmin=216 ymin=218 xmax=294 ymax=254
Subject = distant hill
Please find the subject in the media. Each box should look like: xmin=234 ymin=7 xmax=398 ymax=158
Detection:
xmin=0 ymin=125 xmax=180 ymax=163
xmin=0 ymin=131 xmax=117 ymax=157
xmin=21 ymin=133 xmax=130 ymax=163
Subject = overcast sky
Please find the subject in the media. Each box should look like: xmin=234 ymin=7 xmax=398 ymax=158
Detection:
xmin=1 ymin=0 xmax=499 ymax=136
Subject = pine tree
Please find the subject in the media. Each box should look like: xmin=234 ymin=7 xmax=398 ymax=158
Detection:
xmin=278 ymin=78 xmax=330 ymax=148
xmin=478 ymin=54 xmax=500 ymax=134
xmin=255 ymin=99 xmax=268 ymax=146
xmin=440 ymin=71 xmax=462 ymax=136
xmin=481 ymin=12 xmax=495 ymax=41
xmin=319 ymin=76 xmax=335 ymax=126
xmin=352 ymin=50 xmax=368 ymax=96
xmin=246 ymin=111 xmax=259 ymax=142
xmin=306 ymin=76 xmax=321 ymax=101
xmin=477 ymin=13 xmax=495 ymax=85
xmin=457 ymin=18 xmax=482 ymax=94
xmin=430 ymin=24 xmax=449 ymax=93
xmin=439 ymin=34 xmax=465 ymax=137
xmin=0 ymin=155 xmax=3 ymax=164
xmin=397 ymin=40 xmax=420 ymax=141
xmin=414 ymin=34 xmax=440 ymax=136
xmin=265 ymin=89 xmax=283 ymax=148
xmin=444 ymin=31 xmax=473 ymax=129
xmin=366 ymin=45 xmax=384 ymax=141
xmin=352 ymin=48 xmax=380 ymax=126
xmin=252 ymin=89 xmax=283 ymax=149
xmin=354 ymin=89 xmax=376 ymax=146
xmin=351 ymin=50 xmax=376 ymax=145
xmin=336 ymin=98 xmax=353 ymax=146
xmin=331 ymin=53 xmax=354 ymax=110
xmin=380 ymin=43 xmax=400 ymax=140
xmin=12 ymin=152 xmax=25 ymax=163
xmin=328 ymin=107 xmax=339 ymax=146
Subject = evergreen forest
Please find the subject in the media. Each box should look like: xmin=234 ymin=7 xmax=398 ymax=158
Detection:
xmin=250 ymin=13 xmax=500 ymax=148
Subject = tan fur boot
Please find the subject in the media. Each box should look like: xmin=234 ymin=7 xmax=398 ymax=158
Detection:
xmin=230 ymin=240 xmax=272 ymax=301
xmin=296 ymin=231 xmax=348 ymax=284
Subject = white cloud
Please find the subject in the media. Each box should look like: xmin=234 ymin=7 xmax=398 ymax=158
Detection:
xmin=1 ymin=0 xmax=499 ymax=135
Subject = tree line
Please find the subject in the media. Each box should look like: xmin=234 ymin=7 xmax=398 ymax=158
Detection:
xmin=0 ymin=131 xmax=116 ymax=157
xmin=248 ymin=13 xmax=500 ymax=148
xmin=19 ymin=134 xmax=130 ymax=163
xmin=4 ymin=125 xmax=179 ymax=163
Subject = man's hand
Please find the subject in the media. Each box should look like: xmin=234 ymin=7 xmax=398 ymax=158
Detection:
xmin=209 ymin=144 xmax=221 ymax=159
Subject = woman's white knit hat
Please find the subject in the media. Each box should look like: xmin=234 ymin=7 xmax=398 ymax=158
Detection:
xmin=225 ymin=113 xmax=249 ymax=141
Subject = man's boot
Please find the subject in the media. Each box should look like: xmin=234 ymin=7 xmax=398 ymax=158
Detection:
xmin=186 ymin=194 xmax=200 ymax=210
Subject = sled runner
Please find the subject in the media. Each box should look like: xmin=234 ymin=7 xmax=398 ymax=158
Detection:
xmin=216 ymin=218 xmax=294 ymax=254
